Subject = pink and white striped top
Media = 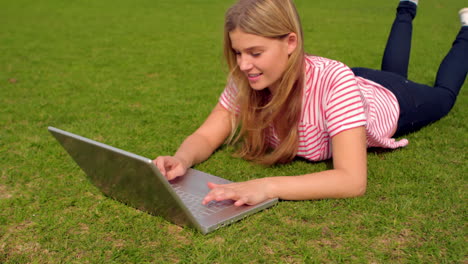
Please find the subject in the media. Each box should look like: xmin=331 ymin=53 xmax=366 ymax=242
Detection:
xmin=219 ymin=55 xmax=409 ymax=161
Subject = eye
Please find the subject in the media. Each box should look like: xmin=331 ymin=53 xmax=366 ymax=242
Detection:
xmin=251 ymin=52 xmax=261 ymax=57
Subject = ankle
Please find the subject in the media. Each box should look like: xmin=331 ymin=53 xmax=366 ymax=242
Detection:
xmin=397 ymin=0 xmax=418 ymax=19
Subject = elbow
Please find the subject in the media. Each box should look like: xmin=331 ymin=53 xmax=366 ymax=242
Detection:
xmin=347 ymin=182 xmax=366 ymax=198
xmin=353 ymin=182 xmax=367 ymax=197
xmin=345 ymin=172 xmax=367 ymax=198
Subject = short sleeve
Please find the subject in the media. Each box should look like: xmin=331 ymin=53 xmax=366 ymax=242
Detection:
xmin=323 ymin=63 xmax=367 ymax=137
xmin=219 ymin=78 xmax=240 ymax=114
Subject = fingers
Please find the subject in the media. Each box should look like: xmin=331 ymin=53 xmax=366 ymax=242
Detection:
xmin=207 ymin=182 xmax=220 ymax=189
xmin=153 ymin=156 xmax=186 ymax=180
xmin=234 ymin=198 xmax=248 ymax=207
xmin=202 ymin=183 xmax=248 ymax=206
xmin=203 ymin=180 xmax=271 ymax=207
xmin=153 ymin=157 xmax=167 ymax=175
xmin=203 ymin=183 xmax=227 ymax=204
xmin=166 ymin=165 xmax=186 ymax=180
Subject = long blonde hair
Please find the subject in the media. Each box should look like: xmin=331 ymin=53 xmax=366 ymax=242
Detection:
xmin=224 ymin=0 xmax=305 ymax=165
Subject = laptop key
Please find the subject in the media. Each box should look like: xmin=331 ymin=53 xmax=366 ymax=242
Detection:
xmin=172 ymin=186 xmax=234 ymax=218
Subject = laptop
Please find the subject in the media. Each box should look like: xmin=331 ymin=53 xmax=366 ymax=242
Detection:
xmin=48 ymin=126 xmax=278 ymax=234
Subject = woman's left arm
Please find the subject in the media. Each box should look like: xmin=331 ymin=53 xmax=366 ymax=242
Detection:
xmin=202 ymin=126 xmax=367 ymax=206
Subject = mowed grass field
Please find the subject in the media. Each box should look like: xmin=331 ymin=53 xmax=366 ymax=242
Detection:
xmin=1 ymin=0 xmax=466 ymax=263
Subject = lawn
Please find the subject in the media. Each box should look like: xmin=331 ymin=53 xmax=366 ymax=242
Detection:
xmin=1 ymin=0 xmax=466 ymax=263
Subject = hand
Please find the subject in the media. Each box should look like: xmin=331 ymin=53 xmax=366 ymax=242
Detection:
xmin=153 ymin=156 xmax=188 ymax=180
xmin=202 ymin=178 xmax=274 ymax=206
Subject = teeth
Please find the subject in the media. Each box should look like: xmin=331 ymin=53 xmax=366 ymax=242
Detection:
xmin=248 ymin=73 xmax=261 ymax=77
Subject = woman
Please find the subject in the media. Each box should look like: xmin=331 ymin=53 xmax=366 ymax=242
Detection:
xmin=155 ymin=0 xmax=468 ymax=206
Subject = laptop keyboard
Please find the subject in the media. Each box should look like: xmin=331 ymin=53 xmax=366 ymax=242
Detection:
xmin=172 ymin=186 xmax=234 ymax=218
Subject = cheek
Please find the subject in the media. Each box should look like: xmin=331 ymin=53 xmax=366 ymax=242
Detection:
xmin=268 ymin=52 xmax=289 ymax=75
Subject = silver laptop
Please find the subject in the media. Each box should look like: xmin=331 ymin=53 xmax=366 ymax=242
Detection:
xmin=48 ymin=126 xmax=278 ymax=234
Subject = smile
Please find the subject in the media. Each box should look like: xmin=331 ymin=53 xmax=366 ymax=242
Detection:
xmin=247 ymin=73 xmax=263 ymax=81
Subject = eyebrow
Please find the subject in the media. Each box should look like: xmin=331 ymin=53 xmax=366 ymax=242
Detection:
xmin=232 ymin=46 xmax=265 ymax=52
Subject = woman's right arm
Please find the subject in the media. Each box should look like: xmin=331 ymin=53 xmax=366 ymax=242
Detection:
xmin=154 ymin=103 xmax=233 ymax=180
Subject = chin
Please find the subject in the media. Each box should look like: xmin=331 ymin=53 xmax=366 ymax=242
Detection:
xmin=249 ymin=83 xmax=269 ymax=91
xmin=250 ymin=86 xmax=267 ymax=91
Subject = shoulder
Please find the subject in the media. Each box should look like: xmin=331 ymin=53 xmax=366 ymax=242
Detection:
xmin=300 ymin=56 xmax=364 ymax=130
xmin=304 ymin=55 xmax=355 ymax=88
xmin=303 ymin=55 xmax=357 ymax=95
xmin=304 ymin=55 xmax=352 ymax=73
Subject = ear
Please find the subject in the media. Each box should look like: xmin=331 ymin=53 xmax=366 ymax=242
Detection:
xmin=286 ymin=32 xmax=298 ymax=55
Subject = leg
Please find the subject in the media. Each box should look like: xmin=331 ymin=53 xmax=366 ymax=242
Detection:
xmin=433 ymin=26 xmax=468 ymax=102
xmin=381 ymin=1 xmax=418 ymax=78
xmin=354 ymin=24 xmax=467 ymax=136
xmin=353 ymin=9 xmax=468 ymax=137
xmin=352 ymin=67 xmax=453 ymax=137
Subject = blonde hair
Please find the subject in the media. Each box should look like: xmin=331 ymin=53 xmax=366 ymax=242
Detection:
xmin=224 ymin=0 xmax=305 ymax=165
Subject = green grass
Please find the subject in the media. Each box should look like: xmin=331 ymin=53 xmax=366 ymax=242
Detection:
xmin=1 ymin=0 xmax=466 ymax=263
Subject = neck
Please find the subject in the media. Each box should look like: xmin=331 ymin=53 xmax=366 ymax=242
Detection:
xmin=268 ymin=80 xmax=281 ymax=96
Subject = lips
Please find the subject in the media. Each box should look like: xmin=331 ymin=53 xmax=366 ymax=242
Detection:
xmin=247 ymin=73 xmax=262 ymax=81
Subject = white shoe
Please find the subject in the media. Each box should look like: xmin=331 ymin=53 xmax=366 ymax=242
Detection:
xmin=460 ymin=8 xmax=468 ymax=27
xmin=401 ymin=0 xmax=418 ymax=6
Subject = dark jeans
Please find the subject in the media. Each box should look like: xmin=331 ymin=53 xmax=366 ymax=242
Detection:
xmin=352 ymin=1 xmax=468 ymax=137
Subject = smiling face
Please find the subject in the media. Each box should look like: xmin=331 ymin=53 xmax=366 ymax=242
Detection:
xmin=229 ymin=28 xmax=297 ymax=93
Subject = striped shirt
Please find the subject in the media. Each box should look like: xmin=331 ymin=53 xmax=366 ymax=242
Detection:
xmin=219 ymin=55 xmax=409 ymax=161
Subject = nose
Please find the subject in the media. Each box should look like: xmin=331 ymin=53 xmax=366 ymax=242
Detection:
xmin=238 ymin=55 xmax=253 ymax=71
